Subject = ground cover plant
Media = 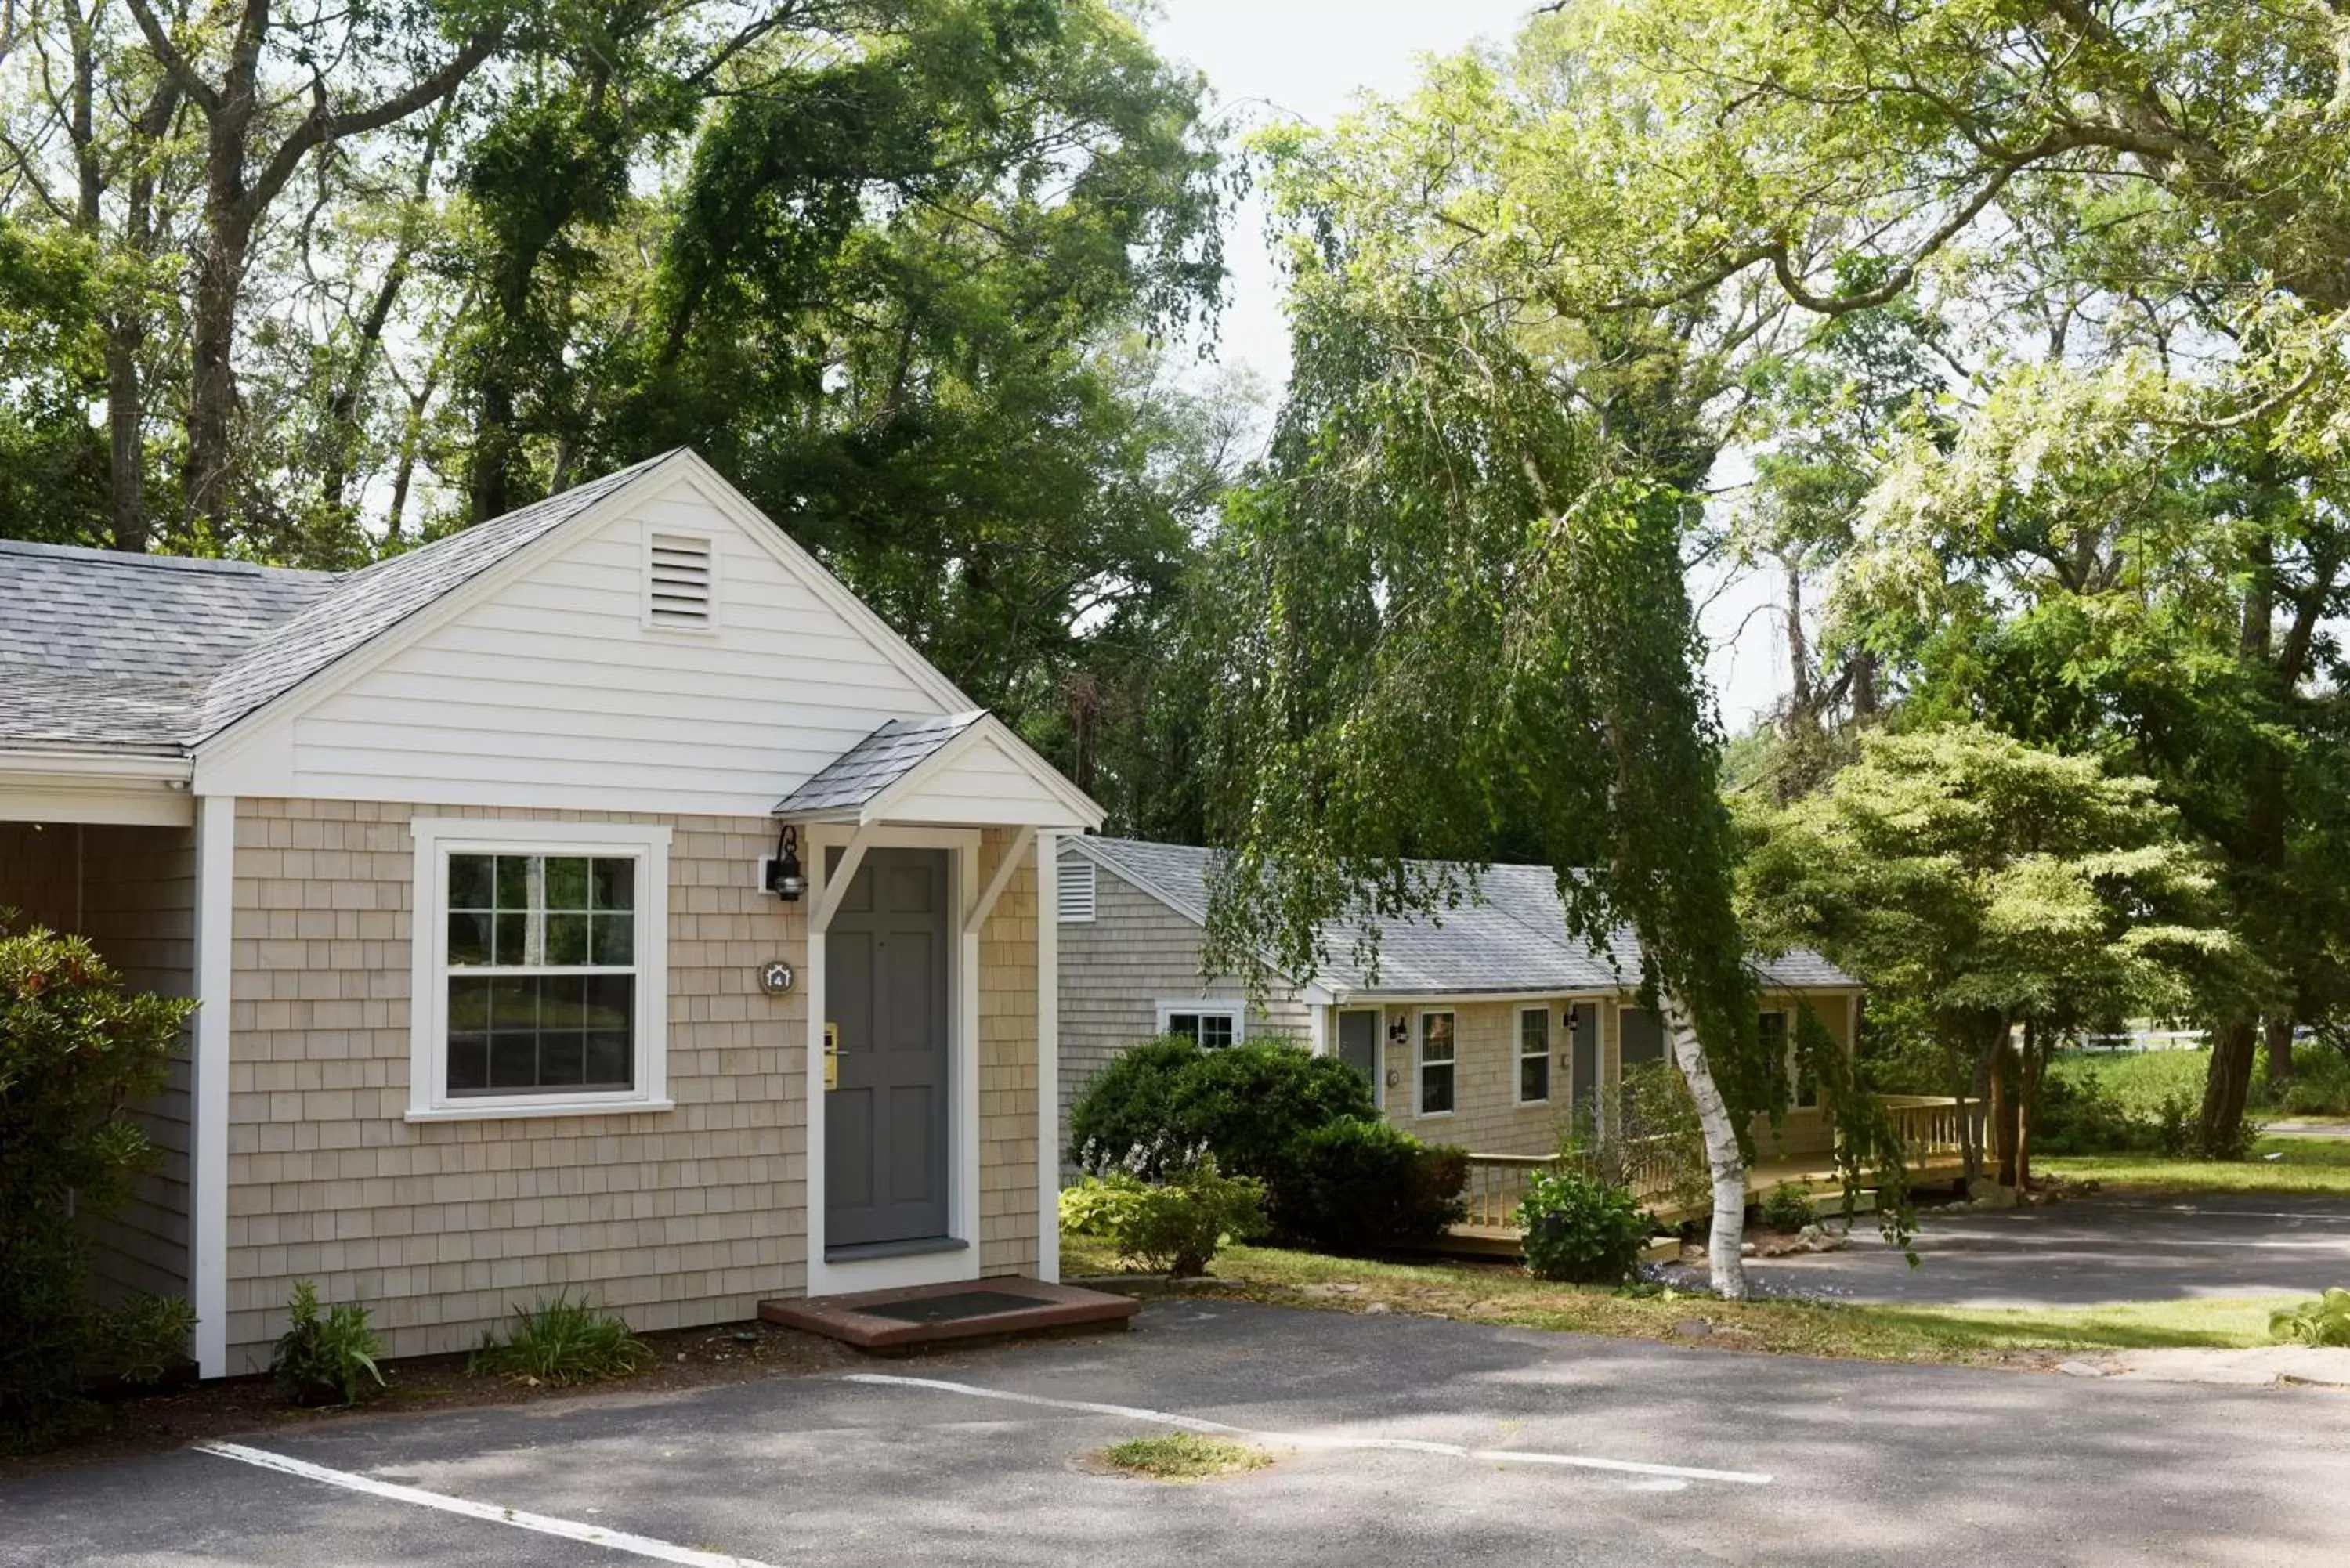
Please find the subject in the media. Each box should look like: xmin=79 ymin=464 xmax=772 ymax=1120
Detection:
xmin=270 ymin=1281 xmax=385 ymax=1407
xmin=469 ymin=1293 xmax=649 ymax=1386
xmin=1094 ymin=1433 xmax=1272 ymax=1481
xmin=2268 ymin=1289 xmax=2350 ymax=1348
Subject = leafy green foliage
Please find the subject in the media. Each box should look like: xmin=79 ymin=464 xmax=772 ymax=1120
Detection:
xmin=271 ymin=1281 xmax=385 ymax=1407
xmin=1516 ymin=1170 xmax=1654 ymax=1285
xmin=91 ymin=1292 xmax=199 ymax=1386
xmin=468 ymin=1292 xmax=649 ymax=1386
xmin=1557 ymin=1060 xmax=1712 ymax=1224
xmin=0 ymin=915 xmax=193 ymax=1451
xmin=2268 ymin=1289 xmax=2350 ymax=1349
xmin=1741 ymin=725 xmax=2240 ymax=1177
xmin=1085 ymin=1154 xmax=1265 ymax=1277
xmin=1058 ymin=1173 xmax=1141 ymax=1239
xmin=1067 ymin=1037 xmax=1377 ymax=1189
xmin=1280 ymin=1118 xmax=1467 ymax=1255
xmin=1758 ymin=1184 xmax=1813 ymax=1234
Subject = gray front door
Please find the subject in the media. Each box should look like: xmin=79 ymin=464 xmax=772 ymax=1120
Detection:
xmin=1337 ymin=1010 xmax=1380 ymax=1096
xmin=825 ymin=847 xmax=951 ymax=1249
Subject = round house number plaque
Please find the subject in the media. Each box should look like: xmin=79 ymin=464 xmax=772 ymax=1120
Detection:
xmin=759 ymin=960 xmax=797 ymax=995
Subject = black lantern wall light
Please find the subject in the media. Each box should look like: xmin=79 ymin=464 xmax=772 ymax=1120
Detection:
xmin=767 ymin=824 xmax=807 ymax=900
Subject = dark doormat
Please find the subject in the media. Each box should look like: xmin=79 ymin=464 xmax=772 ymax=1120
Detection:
xmin=859 ymin=1289 xmax=1046 ymax=1325
xmin=761 ymin=1276 xmax=1142 ymax=1351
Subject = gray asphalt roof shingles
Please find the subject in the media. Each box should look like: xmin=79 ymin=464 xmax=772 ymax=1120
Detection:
xmin=1072 ymin=836 xmax=1854 ymax=996
xmin=772 ymin=711 xmax=985 ymax=815
xmin=0 ymin=451 xmax=678 ymax=753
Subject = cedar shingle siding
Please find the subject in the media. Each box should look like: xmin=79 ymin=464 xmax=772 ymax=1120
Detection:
xmin=224 ymin=798 xmax=808 ymax=1369
xmin=1054 ymin=856 xmax=1313 ymax=1173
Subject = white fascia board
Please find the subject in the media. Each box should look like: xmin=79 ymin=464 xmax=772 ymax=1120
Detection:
xmin=192 ymin=453 xmax=700 ymax=783
xmin=0 ymin=749 xmax=193 ymax=782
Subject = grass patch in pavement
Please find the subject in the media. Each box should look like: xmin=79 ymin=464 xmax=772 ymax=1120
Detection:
xmin=1066 ymin=1236 xmax=2277 ymax=1364
xmin=1094 ymin=1433 xmax=1272 ymax=1481
xmin=2040 ymin=1136 xmax=2350 ymax=1198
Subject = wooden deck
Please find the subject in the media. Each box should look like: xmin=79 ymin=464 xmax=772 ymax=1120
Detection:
xmin=1437 ymin=1097 xmax=1973 ymax=1257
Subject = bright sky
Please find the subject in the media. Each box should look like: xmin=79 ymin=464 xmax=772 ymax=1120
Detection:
xmin=1144 ymin=1 xmax=1789 ymax=733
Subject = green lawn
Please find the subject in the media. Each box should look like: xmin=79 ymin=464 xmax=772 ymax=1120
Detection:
xmin=1063 ymin=1235 xmax=2281 ymax=1364
xmin=2040 ymin=1135 xmax=2350 ymax=1197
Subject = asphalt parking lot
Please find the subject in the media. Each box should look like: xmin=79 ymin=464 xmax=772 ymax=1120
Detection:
xmin=7 ymin=1298 xmax=2349 ymax=1567
xmin=1719 ymin=1192 xmax=2350 ymax=1306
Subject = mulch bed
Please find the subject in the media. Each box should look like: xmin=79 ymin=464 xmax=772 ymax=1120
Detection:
xmin=2 ymin=1317 xmax=860 ymax=1481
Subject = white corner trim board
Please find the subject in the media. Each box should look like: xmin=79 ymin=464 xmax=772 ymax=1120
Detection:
xmin=1035 ymin=829 xmax=1061 ymax=1284
xmin=191 ymin=793 xmax=237 ymax=1378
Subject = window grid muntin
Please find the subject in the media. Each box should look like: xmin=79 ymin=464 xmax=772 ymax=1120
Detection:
xmin=443 ymin=849 xmax=642 ymax=1099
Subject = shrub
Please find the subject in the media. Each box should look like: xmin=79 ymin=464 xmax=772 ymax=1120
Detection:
xmin=1 ymin=916 xmax=194 ymax=1451
xmin=1058 ymin=1173 xmax=1144 ymax=1238
xmin=1516 ymin=1169 xmax=1652 ymax=1284
xmin=271 ymin=1280 xmax=385 ymax=1407
xmin=1758 ymin=1183 xmax=1814 ymax=1233
xmin=1280 ymin=1118 xmax=1467 ymax=1254
xmin=2030 ymin=1068 xmax=2154 ymax=1155
xmin=1103 ymin=1152 xmax=1265 ymax=1276
xmin=468 ymin=1292 xmax=648 ymax=1386
xmin=2273 ymin=1050 xmax=2350 ymax=1117
xmin=1556 ymin=1060 xmax=1710 ymax=1221
xmin=2269 ymin=1288 xmax=2350 ymax=1348
xmin=1068 ymin=1036 xmax=1376 ymax=1187
xmin=92 ymin=1292 xmax=199 ymax=1386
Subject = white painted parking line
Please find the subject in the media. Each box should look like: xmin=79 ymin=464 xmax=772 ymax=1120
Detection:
xmin=193 ymin=1440 xmax=785 ymax=1568
xmin=841 ymin=1371 xmax=1773 ymax=1487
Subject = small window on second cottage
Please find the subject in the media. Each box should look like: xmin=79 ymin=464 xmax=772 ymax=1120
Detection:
xmin=1517 ymin=1006 xmax=1551 ymax=1104
xmin=1417 ymin=1011 xmax=1456 ymax=1116
xmin=1159 ymin=1002 xmax=1242 ymax=1049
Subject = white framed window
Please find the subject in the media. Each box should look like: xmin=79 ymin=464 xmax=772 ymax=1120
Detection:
xmin=1157 ymin=1000 xmax=1243 ymax=1049
xmin=1058 ymin=858 xmax=1097 ymax=923
xmin=1416 ymin=1010 xmax=1456 ymax=1116
xmin=407 ymin=818 xmax=672 ymax=1120
xmin=1517 ymin=1006 xmax=1552 ymax=1105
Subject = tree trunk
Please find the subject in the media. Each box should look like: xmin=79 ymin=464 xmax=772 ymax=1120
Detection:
xmin=1665 ymin=995 xmax=1747 ymax=1300
xmin=2264 ymin=1013 xmax=2294 ymax=1086
xmin=2016 ymin=1021 xmax=2047 ymax=1189
xmin=1990 ymin=1027 xmax=2021 ymax=1188
xmin=184 ymin=208 xmax=253 ymax=526
xmin=2200 ymin=1018 xmax=2258 ymax=1154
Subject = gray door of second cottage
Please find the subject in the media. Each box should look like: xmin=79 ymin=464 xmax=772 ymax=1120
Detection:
xmin=824 ymin=847 xmax=952 ymax=1250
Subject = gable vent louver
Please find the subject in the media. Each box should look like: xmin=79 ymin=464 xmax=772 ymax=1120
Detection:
xmin=647 ymin=532 xmax=715 ymax=628
xmin=1058 ymin=858 xmax=1097 ymax=923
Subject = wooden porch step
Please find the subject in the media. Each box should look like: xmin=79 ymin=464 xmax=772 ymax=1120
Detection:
xmin=759 ymin=1276 xmax=1141 ymax=1353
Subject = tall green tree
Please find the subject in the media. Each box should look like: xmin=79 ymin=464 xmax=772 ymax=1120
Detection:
xmin=1741 ymin=724 xmax=2240 ymax=1180
xmin=1195 ymin=189 xmax=1768 ymax=1291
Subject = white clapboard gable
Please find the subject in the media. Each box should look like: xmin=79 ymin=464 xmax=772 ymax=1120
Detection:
xmin=201 ymin=467 xmax=961 ymax=816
